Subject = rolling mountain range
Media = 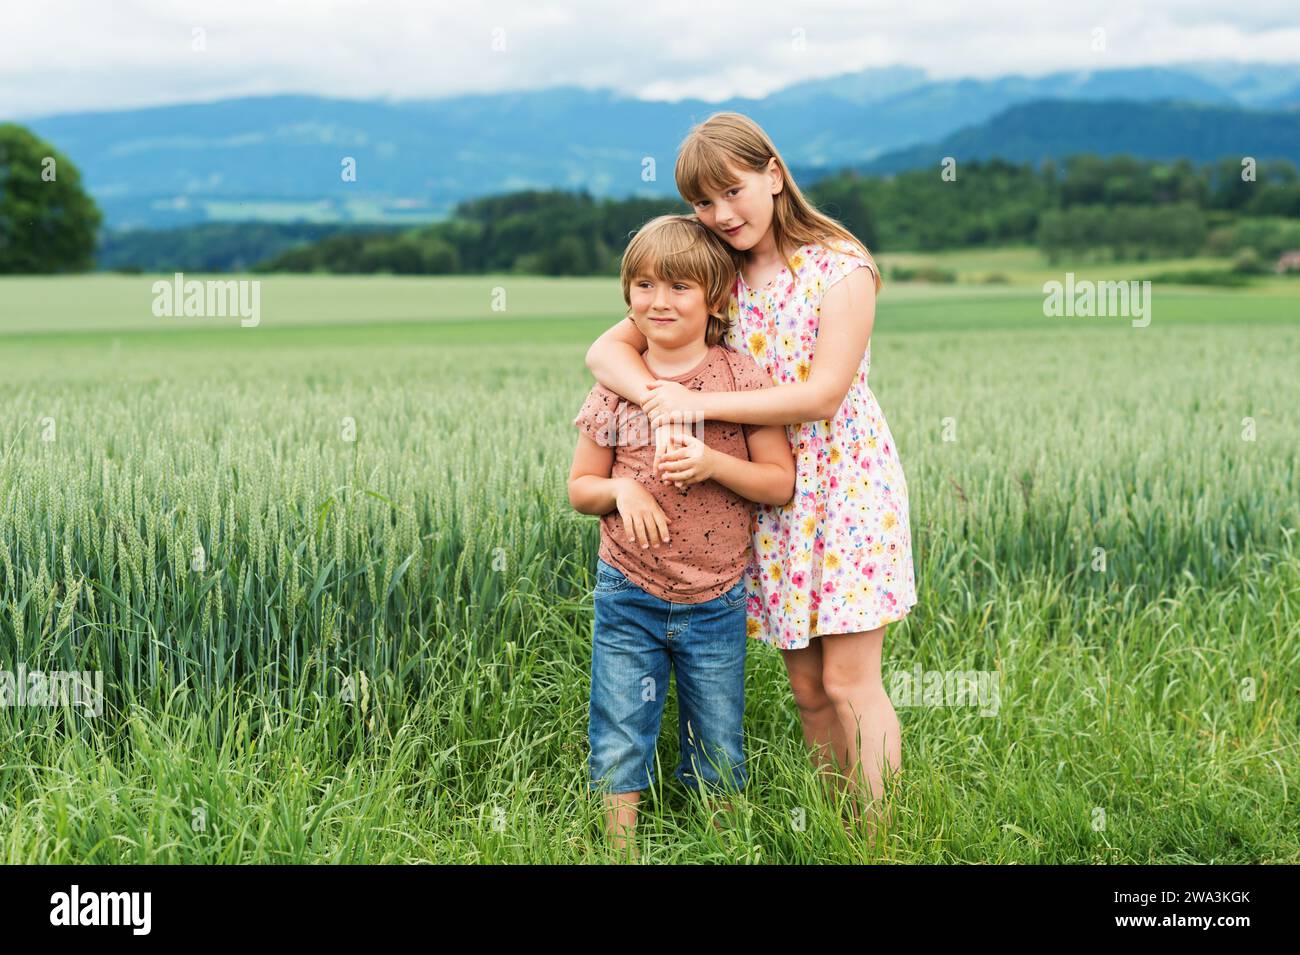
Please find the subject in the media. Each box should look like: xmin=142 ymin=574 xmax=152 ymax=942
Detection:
xmin=855 ymin=99 xmax=1300 ymax=176
xmin=13 ymin=61 xmax=1300 ymax=229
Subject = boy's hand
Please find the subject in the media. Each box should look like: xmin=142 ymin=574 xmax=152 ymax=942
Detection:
xmin=651 ymin=423 xmax=677 ymax=474
xmin=643 ymin=380 xmax=701 ymax=430
xmin=655 ymin=433 xmax=715 ymax=488
xmin=613 ymin=479 xmax=671 ymax=549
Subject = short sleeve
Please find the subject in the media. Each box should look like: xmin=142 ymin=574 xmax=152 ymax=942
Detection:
xmin=822 ymin=242 xmax=880 ymax=294
xmin=574 ymin=384 xmax=618 ymax=446
xmin=574 ymin=384 xmax=639 ymax=446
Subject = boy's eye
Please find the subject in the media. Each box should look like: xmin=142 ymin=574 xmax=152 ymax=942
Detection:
xmin=673 ymin=284 xmax=688 ymax=291
xmin=726 ymin=187 xmax=740 ymax=197
xmin=694 ymin=199 xmax=710 ymax=208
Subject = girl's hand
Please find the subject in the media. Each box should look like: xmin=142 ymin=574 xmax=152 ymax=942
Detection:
xmin=642 ymin=380 xmax=702 ymax=430
xmin=613 ymin=479 xmax=671 ymax=549
xmin=655 ymin=433 xmax=716 ymax=488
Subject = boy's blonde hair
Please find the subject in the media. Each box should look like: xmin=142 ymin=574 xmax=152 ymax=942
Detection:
xmin=675 ymin=111 xmax=883 ymax=293
xmin=620 ymin=214 xmax=741 ymax=347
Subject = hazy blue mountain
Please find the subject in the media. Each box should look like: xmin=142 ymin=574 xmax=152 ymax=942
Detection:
xmin=1263 ymin=83 xmax=1300 ymax=110
xmin=759 ymin=65 xmax=931 ymax=107
xmin=12 ymin=61 xmax=1299 ymax=228
xmin=1174 ymin=61 xmax=1300 ymax=108
xmin=858 ymin=99 xmax=1300 ymax=174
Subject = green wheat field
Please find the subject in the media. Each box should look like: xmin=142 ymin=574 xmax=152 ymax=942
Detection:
xmin=1 ymin=249 xmax=1297 ymax=863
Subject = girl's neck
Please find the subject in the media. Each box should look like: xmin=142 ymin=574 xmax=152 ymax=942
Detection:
xmin=745 ymin=227 xmax=795 ymax=274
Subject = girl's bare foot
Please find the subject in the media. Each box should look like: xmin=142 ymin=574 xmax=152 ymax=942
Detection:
xmin=843 ymin=797 xmax=891 ymax=850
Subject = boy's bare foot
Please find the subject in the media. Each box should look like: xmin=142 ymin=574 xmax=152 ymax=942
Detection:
xmin=603 ymin=791 xmax=641 ymax=861
xmin=609 ymin=834 xmax=641 ymax=862
xmin=694 ymin=788 xmax=747 ymax=833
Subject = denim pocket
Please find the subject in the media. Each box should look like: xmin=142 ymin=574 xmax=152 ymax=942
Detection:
xmin=594 ymin=559 xmax=631 ymax=595
xmin=721 ymin=578 xmax=748 ymax=610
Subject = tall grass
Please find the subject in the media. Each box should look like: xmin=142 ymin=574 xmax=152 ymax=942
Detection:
xmin=0 ymin=275 xmax=1296 ymax=862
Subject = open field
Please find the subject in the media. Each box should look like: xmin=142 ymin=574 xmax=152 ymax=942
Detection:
xmin=0 ymin=252 xmax=1297 ymax=863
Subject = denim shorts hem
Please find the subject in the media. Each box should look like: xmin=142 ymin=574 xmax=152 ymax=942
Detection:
xmin=674 ymin=768 xmax=748 ymax=794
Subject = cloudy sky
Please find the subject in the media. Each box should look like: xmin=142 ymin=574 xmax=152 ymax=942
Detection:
xmin=2 ymin=0 xmax=1299 ymax=118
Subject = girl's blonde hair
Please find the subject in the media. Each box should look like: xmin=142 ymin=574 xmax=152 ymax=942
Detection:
xmin=675 ymin=111 xmax=883 ymax=293
xmin=620 ymin=214 xmax=742 ymax=346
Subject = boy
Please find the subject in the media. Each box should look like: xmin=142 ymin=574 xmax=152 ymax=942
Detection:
xmin=568 ymin=215 xmax=795 ymax=855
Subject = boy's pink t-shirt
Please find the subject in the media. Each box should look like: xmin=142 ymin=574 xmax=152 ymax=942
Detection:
xmin=573 ymin=344 xmax=775 ymax=604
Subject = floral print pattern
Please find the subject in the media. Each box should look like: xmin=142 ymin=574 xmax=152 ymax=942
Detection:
xmin=725 ymin=241 xmax=918 ymax=649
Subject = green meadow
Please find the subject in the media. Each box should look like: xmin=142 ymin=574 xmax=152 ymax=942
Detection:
xmin=0 ymin=250 xmax=1296 ymax=863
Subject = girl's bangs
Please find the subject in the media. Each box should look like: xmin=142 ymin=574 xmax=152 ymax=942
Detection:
xmin=676 ymin=136 xmax=744 ymax=204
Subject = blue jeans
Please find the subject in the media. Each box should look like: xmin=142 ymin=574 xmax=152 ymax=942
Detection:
xmin=588 ymin=557 xmax=749 ymax=796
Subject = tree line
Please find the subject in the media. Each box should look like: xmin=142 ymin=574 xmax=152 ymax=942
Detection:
xmin=2 ymin=118 xmax=1298 ymax=275
xmin=257 ymin=155 xmax=1300 ymax=274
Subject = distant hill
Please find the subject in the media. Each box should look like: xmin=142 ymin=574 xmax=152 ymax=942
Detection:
xmin=13 ymin=61 xmax=1300 ymax=229
xmin=1173 ymin=61 xmax=1300 ymax=109
xmin=859 ymin=100 xmax=1300 ymax=174
xmin=96 ymin=222 xmax=402 ymax=273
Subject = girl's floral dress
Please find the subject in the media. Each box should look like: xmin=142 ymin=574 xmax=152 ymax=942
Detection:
xmin=724 ymin=240 xmax=918 ymax=650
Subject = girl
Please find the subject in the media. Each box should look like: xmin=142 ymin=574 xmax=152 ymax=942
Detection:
xmin=585 ymin=112 xmax=918 ymax=840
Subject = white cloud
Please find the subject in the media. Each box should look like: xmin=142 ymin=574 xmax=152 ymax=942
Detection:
xmin=1 ymin=0 xmax=1298 ymax=117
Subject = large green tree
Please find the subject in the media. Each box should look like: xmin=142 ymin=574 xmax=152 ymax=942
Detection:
xmin=0 ymin=123 xmax=102 ymax=273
